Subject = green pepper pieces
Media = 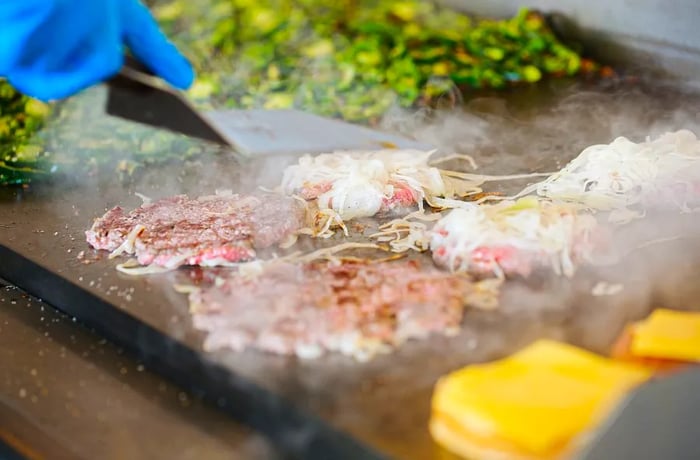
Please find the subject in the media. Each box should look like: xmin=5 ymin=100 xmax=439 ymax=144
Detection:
xmin=0 ymin=80 xmax=52 ymax=185
xmin=2 ymin=2 xmax=608 ymax=186
xmin=154 ymin=1 xmax=603 ymax=120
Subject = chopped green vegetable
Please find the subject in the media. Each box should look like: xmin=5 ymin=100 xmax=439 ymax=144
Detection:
xmin=154 ymin=1 xmax=606 ymax=121
xmin=1 ymin=84 xmax=218 ymax=186
xmin=0 ymin=80 xmax=52 ymax=185
xmin=2 ymin=2 xmax=609 ymax=186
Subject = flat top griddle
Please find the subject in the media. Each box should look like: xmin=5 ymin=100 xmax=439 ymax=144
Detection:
xmin=0 ymin=280 xmax=282 ymax=460
xmin=3 ymin=79 xmax=700 ymax=459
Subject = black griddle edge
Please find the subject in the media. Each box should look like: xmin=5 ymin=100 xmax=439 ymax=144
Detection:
xmin=0 ymin=440 xmax=24 ymax=460
xmin=0 ymin=244 xmax=387 ymax=460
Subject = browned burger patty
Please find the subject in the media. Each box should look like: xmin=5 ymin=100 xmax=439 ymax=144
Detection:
xmin=86 ymin=193 xmax=305 ymax=269
xmin=187 ymin=259 xmax=482 ymax=360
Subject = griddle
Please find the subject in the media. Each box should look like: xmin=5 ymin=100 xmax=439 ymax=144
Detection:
xmin=0 ymin=277 xmax=286 ymax=460
xmin=4 ymin=80 xmax=700 ymax=459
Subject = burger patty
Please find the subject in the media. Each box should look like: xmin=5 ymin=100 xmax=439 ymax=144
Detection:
xmin=187 ymin=259 xmax=484 ymax=361
xmin=86 ymin=193 xmax=305 ymax=268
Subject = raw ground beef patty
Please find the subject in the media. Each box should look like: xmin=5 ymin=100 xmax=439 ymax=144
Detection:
xmin=86 ymin=192 xmax=305 ymax=268
xmin=187 ymin=259 xmax=493 ymax=361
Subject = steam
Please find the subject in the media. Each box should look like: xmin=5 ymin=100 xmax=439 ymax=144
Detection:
xmin=36 ymin=72 xmax=700 ymax=457
xmin=378 ymin=78 xmax=700 ymax=355
xmin=43 ymin=59 xmax=700 ymax=360
xmin=382 ymin=79 xmax=700 ymax=173
xmin=175 ymin=76 xmax=700 ymax=365
xmin=226 ymin=77 xmax=700 ymax=359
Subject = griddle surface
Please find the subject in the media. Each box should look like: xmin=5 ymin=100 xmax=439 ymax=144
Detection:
xmin=4 ymin=80 xmax=700 ymax=459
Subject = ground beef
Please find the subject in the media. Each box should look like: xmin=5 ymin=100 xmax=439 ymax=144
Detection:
xmin=86 ymin=193 xmax=305 ymax=268
xmin=187 ymin=259 xmax=484 ymax=361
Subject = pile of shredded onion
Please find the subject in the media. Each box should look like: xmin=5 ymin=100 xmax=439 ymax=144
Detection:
xmin=428 ymin=197 xmax=599 ymax=278
xmin=370 ymin=196 xmax=600 ymax=277
xmin=280 ymin=148 xmax=549 ymax=236
xmin=513 ymin=130 xmax=700 ymax=223
xmin=116 ymin=253 xmax=247 ymax=276
xmin=370 ymin=210 xmax=442 ymax=253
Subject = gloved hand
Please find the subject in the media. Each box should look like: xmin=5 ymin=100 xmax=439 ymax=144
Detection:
xmin=0 ymin=0 xmax=194 ymax=101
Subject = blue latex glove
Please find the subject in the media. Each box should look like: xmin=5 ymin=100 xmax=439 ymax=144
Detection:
xmin=0 ymin=0 xmax=194 ymax=101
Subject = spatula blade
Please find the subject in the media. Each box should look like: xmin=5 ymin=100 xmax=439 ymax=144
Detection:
xmin=576 ymin=369 xmax=700 ymax=460
xmin=106 ymin=72 xmax=235 ymax=148
xmin=205 ymin=109 xmax=432 ymax=156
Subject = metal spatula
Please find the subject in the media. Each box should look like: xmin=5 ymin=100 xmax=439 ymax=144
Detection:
xmin=576 ymin=369 xmax=700 ymax=460
xmin=105 ymin=58 xmax=430 ymax=156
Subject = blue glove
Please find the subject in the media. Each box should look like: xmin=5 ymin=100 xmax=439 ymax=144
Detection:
xmin=0 ymin=0 xmax=194 ymax=101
